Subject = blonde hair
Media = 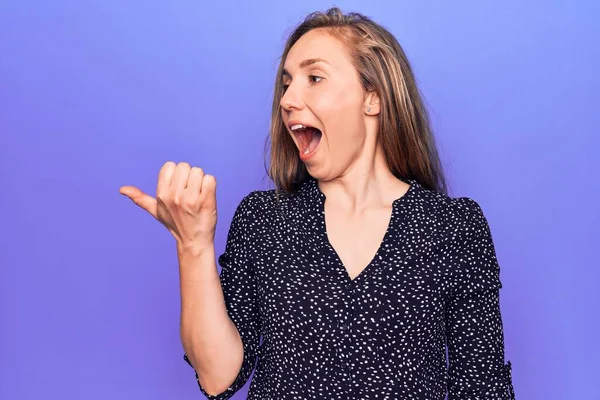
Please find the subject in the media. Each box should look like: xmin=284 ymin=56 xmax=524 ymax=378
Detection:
xmin=265 ymin=7 xmax=448 ymax=195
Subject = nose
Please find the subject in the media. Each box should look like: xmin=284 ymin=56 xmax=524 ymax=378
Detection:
xmin=280 ymin=83 xmax=303 ymax=112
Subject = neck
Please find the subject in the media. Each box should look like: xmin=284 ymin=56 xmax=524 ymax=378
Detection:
xmin=317 ymin=144 xmax=408 ymax=213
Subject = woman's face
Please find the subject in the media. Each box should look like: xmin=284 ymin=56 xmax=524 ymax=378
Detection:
xmin=280 ymin=29 xmax=376 ymax=181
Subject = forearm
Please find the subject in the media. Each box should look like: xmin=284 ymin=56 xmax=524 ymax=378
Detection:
xmin=177 ymin=243 xmax=243 ymax=396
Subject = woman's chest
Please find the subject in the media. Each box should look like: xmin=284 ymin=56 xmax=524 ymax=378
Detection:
xmin=253 ymin=234 xmax=453 ymax=334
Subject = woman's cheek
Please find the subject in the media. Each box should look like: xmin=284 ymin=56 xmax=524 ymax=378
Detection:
xmin=311 ymin=92 xmax=336 ymax=113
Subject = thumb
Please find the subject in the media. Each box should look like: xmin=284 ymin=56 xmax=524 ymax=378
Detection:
xmin=119 ymin=185 xmax=158 ymax=219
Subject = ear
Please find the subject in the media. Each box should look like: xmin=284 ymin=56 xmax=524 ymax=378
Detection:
xmin=363 ymin=91 xmax=380 ymax=116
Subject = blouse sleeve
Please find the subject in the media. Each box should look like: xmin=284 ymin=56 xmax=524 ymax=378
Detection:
xmin=445 ymin=198 xmax=516 ymax=400
xmin=183 ymin=192 xmax=262 ymax=399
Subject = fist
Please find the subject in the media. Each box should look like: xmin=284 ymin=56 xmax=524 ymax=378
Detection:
xmin=119 ymin=161 xmax=218 ymax=250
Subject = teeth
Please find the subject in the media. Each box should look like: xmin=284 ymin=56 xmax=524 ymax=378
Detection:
xmin=291 ymin=124 xmax=306 ymax=131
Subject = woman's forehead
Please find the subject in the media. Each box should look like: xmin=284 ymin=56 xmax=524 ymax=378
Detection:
xmin=284 ymin=31 xmax=351 ymax=73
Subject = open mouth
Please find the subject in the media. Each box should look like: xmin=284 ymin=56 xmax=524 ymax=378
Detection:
xmin=290 ymin=123 xmax=322 ymax=156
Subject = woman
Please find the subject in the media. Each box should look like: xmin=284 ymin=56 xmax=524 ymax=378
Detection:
xmin=120 ymin=7 xmax=515 ymax=400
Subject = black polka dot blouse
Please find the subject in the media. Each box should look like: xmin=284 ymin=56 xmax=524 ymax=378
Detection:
xmin=183 ymin=177 xmax=515 ymax=399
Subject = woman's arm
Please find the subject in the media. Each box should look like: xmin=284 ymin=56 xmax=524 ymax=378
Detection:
xmin=178 ymin=245 xmax=245 ymax=397
xmin=446 ymin=288 xmax=515 ymax=399
xmin=445 ymin=198 xmax=515 ymax=399
xmin=120 ymin=163 xmax=260 ymax=398
xmin=180 ymin=192 xmax=261 ymax=399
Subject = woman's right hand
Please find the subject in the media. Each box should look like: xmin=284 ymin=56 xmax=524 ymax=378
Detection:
xmin=119 ymin=161 xmax=218 ymax=253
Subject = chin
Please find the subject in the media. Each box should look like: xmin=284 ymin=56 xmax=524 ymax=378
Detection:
xmin=304 ymin=165 xmax=332 ymax=183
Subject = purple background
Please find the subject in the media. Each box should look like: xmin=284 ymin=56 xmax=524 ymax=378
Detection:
xmin=1 ymin=1 xmax=599 ymax=399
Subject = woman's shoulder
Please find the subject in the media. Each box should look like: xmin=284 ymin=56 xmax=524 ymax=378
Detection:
xmin=236 ymin=187 xmax=291 ymax=210
xmin=239 ymin=179 xmax=317 ymax=209
xmin=410 ymin=180 xmax=490 ymax=231
xmin=410 ymin=179 xmax=476 ymax=207
xmin=231 ymin=185 xmax=298 ymax=220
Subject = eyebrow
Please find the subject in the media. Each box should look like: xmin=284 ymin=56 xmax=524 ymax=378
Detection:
xmin=282 ymin=58 xmax=330 ymax=77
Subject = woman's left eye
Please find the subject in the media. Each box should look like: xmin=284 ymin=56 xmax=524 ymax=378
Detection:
xmin=309 ymin=75 xmax=323 ymax=84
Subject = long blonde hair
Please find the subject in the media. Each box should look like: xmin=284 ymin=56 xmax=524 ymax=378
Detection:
xmin=265 ymin=7 xmax=448 ymax=195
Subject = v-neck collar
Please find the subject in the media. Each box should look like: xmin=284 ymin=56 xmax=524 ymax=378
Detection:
xmin=298 ymin=177 xmax=420 ymax=284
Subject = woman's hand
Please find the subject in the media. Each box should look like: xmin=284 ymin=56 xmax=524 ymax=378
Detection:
xmin=119 ymin=161 xmax=218 ymax=252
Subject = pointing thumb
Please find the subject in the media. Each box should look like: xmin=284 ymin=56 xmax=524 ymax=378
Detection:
xmin=119 ymin=185 xmax=158 ymax=219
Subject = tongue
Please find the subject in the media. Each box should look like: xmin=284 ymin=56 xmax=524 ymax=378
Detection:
xmin=307 ymin=129 xmax=321 ymax=152
xmin=298 ymin=128 xmax=322 ymax=154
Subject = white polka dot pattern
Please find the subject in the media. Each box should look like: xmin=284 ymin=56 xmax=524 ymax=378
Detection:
xmin=183 ymin=177 xmax=515 ymax=399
